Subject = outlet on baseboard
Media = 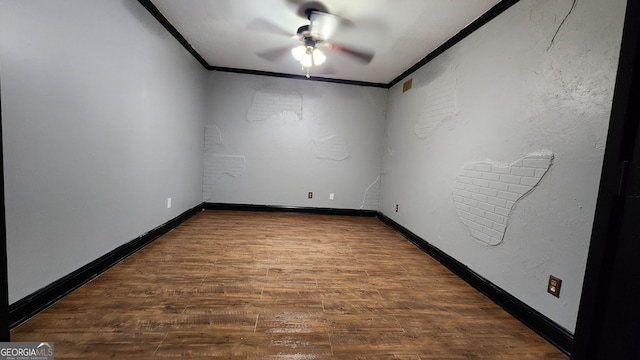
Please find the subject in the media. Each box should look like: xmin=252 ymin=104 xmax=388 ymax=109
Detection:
xmin=395 ymin=204 xmax=399 ymax=212
xmin=329 ymin=193 xmax=334 ymax=200
xmin=308 ymin=192 xmax=313 ymax=199
xmin=167 ymin=197 xmax=172 ymax=209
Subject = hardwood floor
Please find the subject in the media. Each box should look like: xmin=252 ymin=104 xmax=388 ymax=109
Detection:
xmin=11 ymin=210 xmax=568 ymax=359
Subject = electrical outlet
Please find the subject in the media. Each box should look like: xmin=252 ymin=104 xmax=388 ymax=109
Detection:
xmin=395 ymin=204 xmax=399 ymax=212
xmin=547 ymin=275 xmax=562 ymax=297
xmin=329 ymin=193 xmax=334 ymax=200
xmin=308 ymin=192 xmax=313 ymax=199
xmin=167 ymin=197 xmax=172 ymax=209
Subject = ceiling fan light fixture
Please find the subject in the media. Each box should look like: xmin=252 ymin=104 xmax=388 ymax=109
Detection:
xmin=312 ymin=48 xmax=326 ymax=65
xmin=291 ymin=45 xmax=306 ymax=61
xmin=300 ymin=51 xmax=314 ymax=67
xmin=293 ymin=45 xmax=326 ymax=68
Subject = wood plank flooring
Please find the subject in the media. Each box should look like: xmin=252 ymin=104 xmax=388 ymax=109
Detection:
xmin=11 ymin=210 xmax=568 ymax=359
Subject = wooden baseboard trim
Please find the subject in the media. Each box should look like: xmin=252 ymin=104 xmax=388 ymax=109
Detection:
xmin=376 ymin=212 xmax=573 ymax=356
xmin=9 ymin=203 xmax=202 ymax=328
xmin=202 ymin=202 xmax=377 ymax=217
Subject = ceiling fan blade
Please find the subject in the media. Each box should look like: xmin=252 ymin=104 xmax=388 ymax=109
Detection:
xmin=256 ymin=46 xmax=294 ymax=62
xmin=323 ymin=43 xmax=374 ymax=64
xmin=247 ymin=18 xmax=294 ymax=38
xmin=309 ymin=10 xmax=342 ymax=41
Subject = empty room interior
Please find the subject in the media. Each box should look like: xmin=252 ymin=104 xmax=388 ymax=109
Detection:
xmin=1 ymin=0 xmax=637 ymax=358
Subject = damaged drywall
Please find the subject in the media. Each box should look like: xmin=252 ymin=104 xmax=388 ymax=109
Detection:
xmin=313 ymin=135 xmax=350 ymax=161
xmin=204 ymin=125 xmax=224 ymax=155
xmin=360 ymin=176 xmax=381 ymax=210
xmin=414 ymin=75 xmax=459 ymax=139
xmin=246 ymin=86 xmax=303 ymax=122
xmin=453 ymin=151 xmax=553 ymax=245
xmin=207 ymin=154 xmax=246 ymax=178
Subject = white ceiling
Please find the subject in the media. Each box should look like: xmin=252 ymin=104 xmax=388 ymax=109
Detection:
xmin=149 ymin=0 xmax=502 ymax=85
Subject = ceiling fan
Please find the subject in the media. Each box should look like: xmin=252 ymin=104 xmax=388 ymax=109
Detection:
xmin=252 ymin=7 xmax=375 ymax=78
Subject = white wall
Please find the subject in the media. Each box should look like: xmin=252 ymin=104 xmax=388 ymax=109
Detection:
xmin=203 ymin=72 xmax=387 ymax=210
xmin=0 ymin=0 xmax=206 ymax=303
xmin=379 ymin=0 xmax=626 ymax=332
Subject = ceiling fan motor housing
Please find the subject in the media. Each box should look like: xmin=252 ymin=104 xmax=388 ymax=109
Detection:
xmin=304 ymin=8 xmax=319 ymax=20
xmin=304 ymin=37 xmax=317 ymax=48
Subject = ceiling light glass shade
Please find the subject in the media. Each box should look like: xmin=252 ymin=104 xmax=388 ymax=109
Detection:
xmin=293 ymin=44 xmax=326 ymax=70
xmin=300 ymin=52 xmax=314 ymax=67
xmin=312 ymin=48 xmax=326 ymax=65
xmin=291 ymin=45 xmax=306 ymax=61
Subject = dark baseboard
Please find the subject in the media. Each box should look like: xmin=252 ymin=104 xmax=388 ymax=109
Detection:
xmin=9 ymin=203 xmax=202 ymax=328
xmin=377 ymin=212 xmax=573 ymax=356
xmin=202 ymin=202 xmax=377 ymax=217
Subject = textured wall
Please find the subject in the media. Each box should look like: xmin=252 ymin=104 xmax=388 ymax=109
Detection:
xmin=379 ymin=0 xmax=626 ymax=332
xmin=0 ymin=0 xmax=206 ymax=303
xmin=203 ymin=72 xmax=387 ymax=210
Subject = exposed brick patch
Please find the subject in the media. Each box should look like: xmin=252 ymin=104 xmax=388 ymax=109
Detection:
xmin=208 ymin=155 xmax=245 ymax=178
xmin=414 ymin=79 xmax=458 ymax=139
xmin=313 ymin=135 xmax=350 ymax=161
xmin=246 ymin=87 xmax=302 ymax=122
xmin=203 ymin=154 xmax=246 ymax=201
xmin=453 ymin=151 xmax=553 ymax=246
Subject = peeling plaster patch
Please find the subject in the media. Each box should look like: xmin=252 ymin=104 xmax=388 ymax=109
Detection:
xmin=277 ymin=110 xmax=300 ymax=122
xmin=313 ymin=135 xmax=350 ymax=161
xmin=247 ymin=87 xmax=302 ymax=122
xmin=415 ymin=78 xmax=458 ymax=139
xmin=204 ymin=125 xmax=224 ymax=155
xmin=360 ymin=176 xmax=381 ymax=210
xmin=208 ymin=155 xmax=246 ymax=177
xmin=207 ymin=126 xmax=224 ymax=145
xmin=453 ymin=151 xmax=554 ymax=246
xmin=203 ymin=154 xmax=246 ymax=201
